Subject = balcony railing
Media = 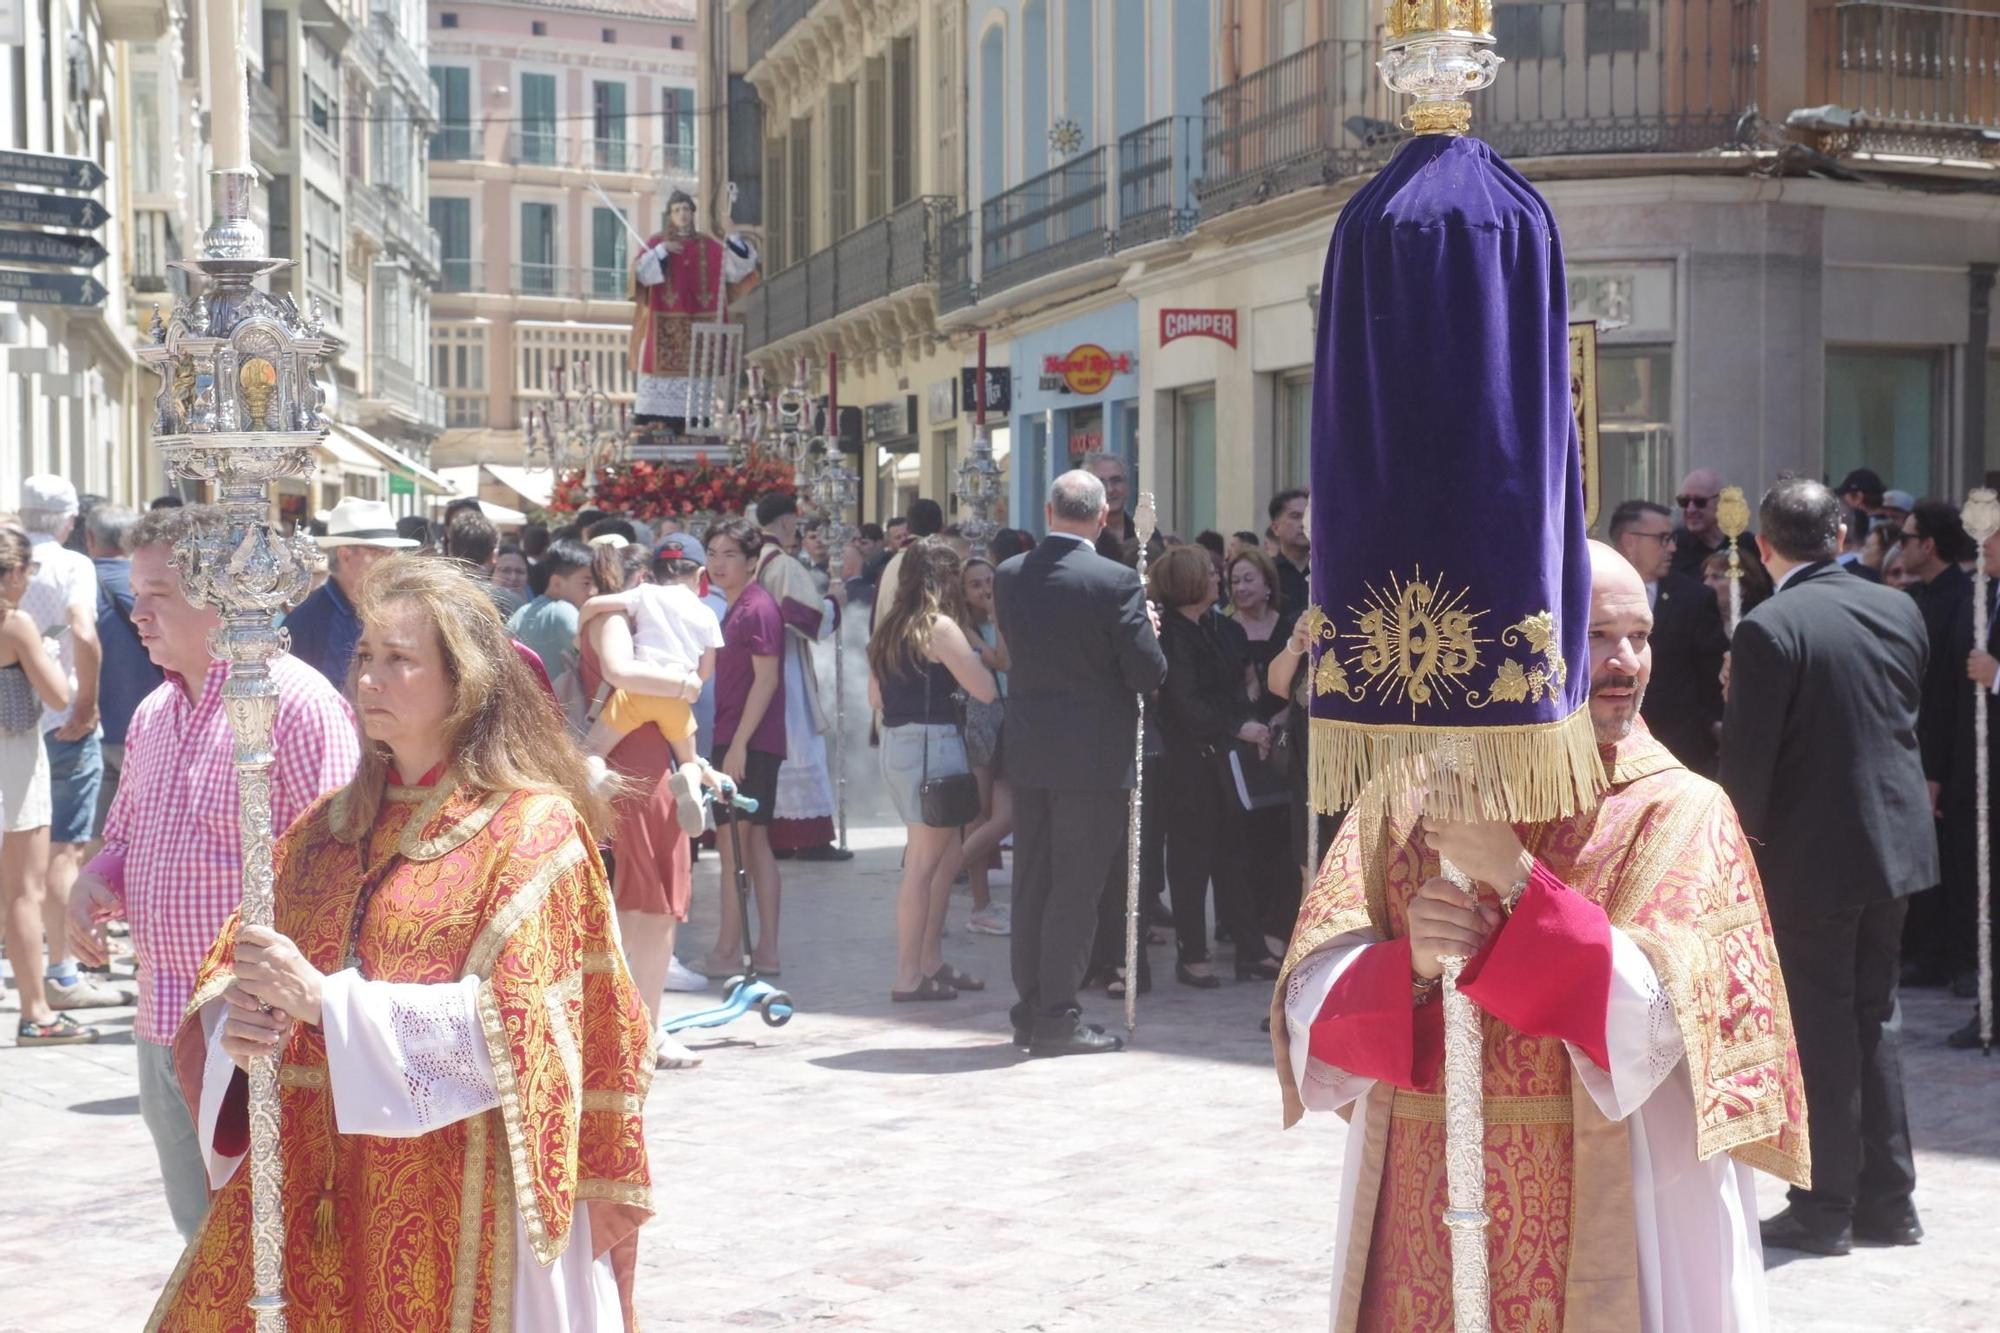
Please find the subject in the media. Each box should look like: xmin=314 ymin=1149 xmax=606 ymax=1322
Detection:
xmin=739 ymin=197 xmax=954 ymax=349
xmin=938 ymin=210 xmax=976 ymax=313
xmin=348 ymin=181 xmax=386 ymax=240
xmin=980 ymin=149 xmax=1111 ymax=299
xmin=372 ymin=353 xmax=416 ymax=407
xmin=437 ymin=257 xmax=480 ymax=293
xmin=1117 ymin=115 xmax=1203 ymax=250
xmin=1818 ymin=1 xmax=2000 ymax=131
xmin=430 ymin=123 xmax=476 ymax=161
xmin=367 ymin=0 xmax=434 ymax=109
xmin=654 ymin=142 xmax=698 ymax=175
xmin=249 ymin=77 xmax=286 ymax=149
xmin=378 ymin=186 xmax=441 ymax=274
xmin=591 ymin=137 xmax=638 ymax=172
xmin=507 ymin=264 xmax=635 ymax=300
xmin=747 ymin=0 xmax=821 ymax=69
xmin=417 ymin=384 xmax=447 ymax=433
xmin=505 ymin=129 xmax=574 ymax=168
xmin=1196 ymin=39 xmax=1391 ymax=218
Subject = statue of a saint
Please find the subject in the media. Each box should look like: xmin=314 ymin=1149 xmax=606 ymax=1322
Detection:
xmin=629 ymin=188 xmax=760 ymax=432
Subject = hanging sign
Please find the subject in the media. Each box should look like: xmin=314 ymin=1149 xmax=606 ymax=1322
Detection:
xmin=0 ymin=229 xmax=106 ymax=267
xmin=0 ymin=267 xmax=106 ymax=306
xmin=0 ymin=149 xmax=107 ymax=192
xmin=1040 ymin=344 xmax=1131 ymax=396
xmin=1159 ymin=308 xmax=1237 ymax=348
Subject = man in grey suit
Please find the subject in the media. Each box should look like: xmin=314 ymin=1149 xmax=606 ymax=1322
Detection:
xmin=995 ymin=471 xmax=1168 ymax=1055
xmin=1720 ymin=477 xmax=1935 ymax=1256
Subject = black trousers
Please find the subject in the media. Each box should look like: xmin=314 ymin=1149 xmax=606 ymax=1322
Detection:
xmin=1011 ymin=784 xmax=1130 ymax=1021
xmin=1087 ymin=815 xmax=1154 ymax=990
xmin=1772 ymin=897 xmax=1917 ymax=1229
xmin=1161 ymin=751 xmax=1267 ymax=967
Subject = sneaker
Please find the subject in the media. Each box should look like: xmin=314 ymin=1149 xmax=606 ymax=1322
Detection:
xmin=664 ymin=956 xmax=709 ymax=992
xmin=967 ymin=904 xmax=1012 ymax=936
xmin=654 ymin=1027 xmax=703 ymax=1070
xmin=17 ymin=1014 xmax=100 ymax=1045
xmin=667 ymin=764 xmax=707 ymax=837
xmin=45 ymin=975 xmax=134 ymax=1010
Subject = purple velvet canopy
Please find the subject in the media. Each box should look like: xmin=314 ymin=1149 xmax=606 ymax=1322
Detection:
xmin=1305 ymin=135 xmax=1602 ymax=823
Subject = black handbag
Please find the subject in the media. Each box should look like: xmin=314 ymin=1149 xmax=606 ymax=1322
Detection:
xmin=918 ymin=666 xmax=981 ymax=828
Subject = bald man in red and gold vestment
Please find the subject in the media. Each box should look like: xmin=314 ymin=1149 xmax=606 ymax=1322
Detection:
xmin=1273 ymin=545 xmax=1810 ymax=1333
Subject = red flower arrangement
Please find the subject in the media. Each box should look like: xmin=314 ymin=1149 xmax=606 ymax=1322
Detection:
xmin=549 ymin=453 xmax=797 ymax=519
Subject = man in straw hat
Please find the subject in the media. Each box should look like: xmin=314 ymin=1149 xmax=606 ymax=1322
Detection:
xmin=1269 ymin=25 xmax=1807 ymax=1325
xmin=285 ymin=496 xmax=420 ymax=688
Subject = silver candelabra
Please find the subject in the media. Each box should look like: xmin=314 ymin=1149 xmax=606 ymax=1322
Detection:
xmin=524 ymin=355 xmax=629 ymax=498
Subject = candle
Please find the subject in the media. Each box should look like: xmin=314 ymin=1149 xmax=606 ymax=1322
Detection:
xmin=204 ymin=0 xmax=249 ymax=171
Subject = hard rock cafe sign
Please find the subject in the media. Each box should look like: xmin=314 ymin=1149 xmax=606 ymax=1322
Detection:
xmin=1040 ymin=344 xmax=1132 ymax=396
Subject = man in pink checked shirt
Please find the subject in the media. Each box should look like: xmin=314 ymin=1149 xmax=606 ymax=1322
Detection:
xmin=67 ymin=505 xmax=358 ymax=1242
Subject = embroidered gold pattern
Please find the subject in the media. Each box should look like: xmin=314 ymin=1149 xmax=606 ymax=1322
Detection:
xmin=278 ymin=1063 xmax=328 ymax=1089
xmin=578 ymin=1178 xmax=653 ymax=1206
xmin=582 ymin=1089 xmax=646 ymax=1115
xmin=546 ymin=971 xmax=587 ymax=1112
xmin=1347 ymin=570 xmax=1486 ymax=716
xmin=477 ymin=977 xmax=559 ymax=1263
xmin=465 ymin=836 xmax=588 ymax=980
xmin=1468 ymin=611 xmax=1568 ymax=707
xmin=1302 ymin=604 xmax=1362 ymax=700
xmin=1391 ymin=1090 xmax=1575 ymax=1125
xmin=448 ymin=1109 xmax=490 ymax=1333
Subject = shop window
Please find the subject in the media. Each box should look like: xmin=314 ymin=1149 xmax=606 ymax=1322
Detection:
xmin=1594 ymin=344 xmax=1673 ymax=517
xmin=1175 ymin=388 xmax=1217 ymax=538
xmin=1273 ymin=370 xmax=1312 ymax=495
xmin=1825 ymin=348 xmax=1940 ymax=503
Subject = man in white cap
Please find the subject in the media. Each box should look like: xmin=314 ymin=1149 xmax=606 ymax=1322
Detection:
xmin=284 ymin=496 xmax=419 ymax=688
xmin=18 ymin=475 xmax=125 ymax=1012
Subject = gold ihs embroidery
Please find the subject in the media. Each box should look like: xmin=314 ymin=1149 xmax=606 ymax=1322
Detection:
xmin=1348 ymin=570 xmax=1485 ymax=716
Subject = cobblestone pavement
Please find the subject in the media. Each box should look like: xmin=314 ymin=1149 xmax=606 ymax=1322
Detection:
xmin=4 ymin=634 xmax=1997 ymax=1329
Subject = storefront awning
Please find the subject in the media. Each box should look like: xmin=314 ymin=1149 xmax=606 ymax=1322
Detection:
xmin=316 ymin=429 xmax=386 ymax=478
xmin=478 ymin=463 xmax=554 ymax=511
xmin=333 ymin=423 xmax=454 ymax=494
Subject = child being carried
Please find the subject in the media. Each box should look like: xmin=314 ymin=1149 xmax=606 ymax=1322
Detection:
xmin=579 ymin=534 xmax=725 ymax=832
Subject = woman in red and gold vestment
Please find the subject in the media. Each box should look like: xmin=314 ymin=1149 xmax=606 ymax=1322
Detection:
xmin=149 ymin=557 xmax=653 ymax=1331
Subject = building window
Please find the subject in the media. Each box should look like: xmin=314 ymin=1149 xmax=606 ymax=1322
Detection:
xmin=1826 ymin=348 xmax=1941 ymax=501
xmin=430 ymin=197 xmax=473 ymax=289
xmin=764 ymin=130 xmax=787 ymax=269
xmin=593 ymin=80 xmax=629 ymax=169
xmin=864 ymin=57 xmax=887 ymax=222
xmin=429 ymin=65 xmax=473 ymax=158
xmin=1273 ymin=370 xmax=1312 ymax=494
xmin=304 ymin=184 xmax=343 ymax=305
xmin=441 ymin=13 xmax=458 ymax=28
xmin=1175 ymin=387 xmax=1218 ymax=537
xmin=979 ymin=25 xmax=1006 ymax=202
xmin=133 ymin=69 xmax=162 ymax=194
xmin=520 ymin=72 xmax=558 ymax=163
xmin=1494 ymin=4 xmax=1564 ymax=62
xmin=531 ymin=19 xmax=546 ymax=36
xmin=592 ymin=207 xmax=628 ymax=298
xmin=671 ymin=35 xmax=683 ymax=50
xmin=519 ymin=202 xmax=557 ymax=294
xmin=1113 ymin=0 xmax=1146 ymax=137
xmin=661 ymin=85 xmax=695 ymax=175
xmin=933 ymin=1 xmax=960 ymax=200
xmin=787 ymin=117 xmax=811 ymax=262
xmin=828 ymin=82 xmax=855 ymax=238
xmin=304 ymin=36 xmax=339 ymax=140
xmin=890 ymin=36 xmax=915 ymax=207
xmin=1022 ymin=0 xmax=1048 ymax=179
xmin=1063 ymin=0 xmax=1093 ymax=146
xmin=1270 ymin=0 xmax=1305 ymax=59
xmin=1172 ymin=0 xmax=1208 ymax=119
xmin=1986 ymin=355 xmax=2000 ymax=479
xmin=1596 ymin=345 xmax=1674 ymax=515
xmin=727 ymin=76 xmax=762 ymax=223
xmin=602 ymin=28 xmax=616 ymax=42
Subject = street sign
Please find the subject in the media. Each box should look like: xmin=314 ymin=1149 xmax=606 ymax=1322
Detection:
xmin=0 ymin=189 xmax=108 ymax=230
xmin=388 ymin=474 xmax=415 ymax=497
xmin=0 ymin=149 xmax=106 ymax=192
xmin=0 ymin=267 xmax=107 ymax=306
xmin=0 ymin=229 xmax=105 ymax=268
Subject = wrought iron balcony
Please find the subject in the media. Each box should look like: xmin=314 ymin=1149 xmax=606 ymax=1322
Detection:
xmin=430 ymin=123 xmax=477 ymax=161
xmin=1196 ymin=39 xmax=1391 ymax=219
xmin=591 ymin=138 xmax=640 ymax=173
xmin=937 ymin=211 xmax=976 ymax=314
xmin=979 ymin=149 xmax=1111 ymax=299
xmin=746 ymin=0 xmax=822 ymax=70
xmin=1817 ymin=1 xmax=2000 ymax=133
xmin=507 ymin=264 xmax=634 ymax=301
xmin=417 ymin=385 xmax=447 ymax=433
xmin=1117 ymin=115 xmax=1203 ymax=250
xmin=367 ymin=0 xmax=435 ymax=110
xmin=437 ymin=257 xmax=481 ymax=293
xmin=505 ymin=129 xmax=574 ymax=168
xmin=739 ymin=197 xmax=955 ymax=349
xmin=654 ymin=142 xmax=699 ymax=176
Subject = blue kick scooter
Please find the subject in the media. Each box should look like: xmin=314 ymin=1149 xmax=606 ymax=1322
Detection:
xmin=660 ymin=779 xmax=796 ymax=1034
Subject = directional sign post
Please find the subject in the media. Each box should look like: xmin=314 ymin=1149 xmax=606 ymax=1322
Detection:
xmin=0 ymin=229 xmax=106 ymax=268
xmin=0 ymin=268 xmax=107 ymax=306
xmin=0 ymin=149 xmax=107 ymax=192
xmin=0 ymin=189 xmax=109 ymax=231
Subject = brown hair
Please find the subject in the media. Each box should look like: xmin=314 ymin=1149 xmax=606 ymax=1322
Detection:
xmin=1224 ymin=548 xmax=1280 ymax=611
xmin=1147 ymin=545 xmax=1214 ymax=610
xmin=0 ymin=528 xmax=30 ymax=587
xmin=331 ymin=556 xmax=615 ymax=842
xmin=959 ymin=556 xmax=996 ymax=630
xmin=869 ymin=538 xmax=965 ymax=680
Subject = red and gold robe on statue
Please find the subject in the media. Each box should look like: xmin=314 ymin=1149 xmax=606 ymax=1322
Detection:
xmin=1273 ymin=727 xmax=1809 ymax=1333
xmin=630 ymin=231 xmax=759 ymax=423
xmin=148 ymin=779 xmax=654 ymax=1331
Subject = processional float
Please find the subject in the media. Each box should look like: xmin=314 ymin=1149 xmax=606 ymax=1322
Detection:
xmin=136 ymin=1 xmax=321 ymax=1325
xmin=1302 ymin=2 xmax=1606 ymax=1328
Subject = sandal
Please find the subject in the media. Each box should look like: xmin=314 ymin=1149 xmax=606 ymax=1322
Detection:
xmin=930 ymin=963 xmax=984 ymax=992
xmin=17 ymin=1013 xmax=100 ymax=1046
xmin=891 ymin=975 xmax=959 ymax=1002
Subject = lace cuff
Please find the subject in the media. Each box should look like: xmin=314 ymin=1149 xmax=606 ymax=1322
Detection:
xmin=1566 ymin=929 xmax=1686 ymax=1121
xmin=321 ymin=971 xmax=500 ymax=1138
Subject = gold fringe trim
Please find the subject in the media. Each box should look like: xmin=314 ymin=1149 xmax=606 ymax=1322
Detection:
xmin=1308 ymin=705 xmax=1607 ymax=823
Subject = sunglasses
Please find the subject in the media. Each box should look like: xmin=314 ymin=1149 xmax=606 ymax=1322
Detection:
xmin=1676 ymin=495 xmax=1715 ymax=509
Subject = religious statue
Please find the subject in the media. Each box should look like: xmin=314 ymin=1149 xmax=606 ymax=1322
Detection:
xmin=629 ymin=187 xmax=761 ymax=433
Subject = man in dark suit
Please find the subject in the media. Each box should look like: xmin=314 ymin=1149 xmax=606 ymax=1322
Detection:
xmin=1901 ymin=500 xmax=1975 ymax=988
xmin=995 ymin=470 xmax=1168 ymax=1055
xmin=1610 ymin=499 xmax=1727 ymax=774
xmin=1720 ymin=477 xmax=1935 ymax=1256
